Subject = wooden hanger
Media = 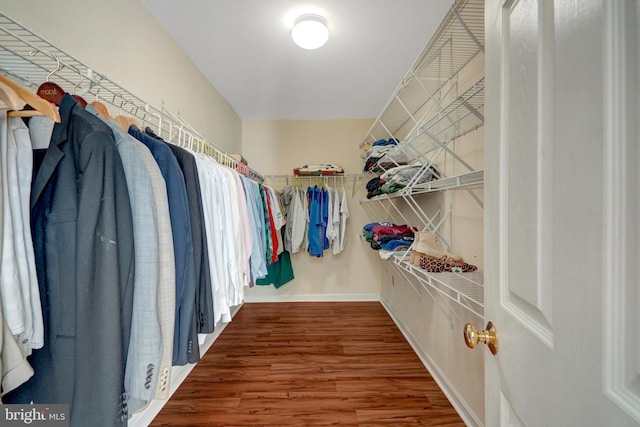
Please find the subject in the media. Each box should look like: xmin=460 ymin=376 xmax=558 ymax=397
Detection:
xmin=32 ymin=51 xmax=65 ymax=106
xmin=114 ymin=115 xmax=139 ymax=132
xmin=90 ymin=79 xmax=111 ymax=120
xmin=0 ymin=74 xmax=61 ymax=122
xmin=36 ymin=81 xmax=65 ymax=106
xmin=71 ymin=94 xmax=88 ymax=108
xmin=90 ymin=100 xmax=110 ymax=120
xmin=0 ymin=80 xmax=25 ymax=111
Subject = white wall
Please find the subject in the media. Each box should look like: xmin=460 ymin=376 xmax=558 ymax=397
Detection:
xmin=1 ymin=0 xmax=242 ymax=152
xmin=242 ymin=119 xmax=382 ymax=300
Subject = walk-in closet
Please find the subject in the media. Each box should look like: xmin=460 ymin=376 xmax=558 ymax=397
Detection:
xmin=1 ymin=0 xmax=639 ymax=426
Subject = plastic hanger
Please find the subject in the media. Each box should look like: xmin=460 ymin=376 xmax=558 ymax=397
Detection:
xmin=0 ymin=74 xmax=61 ymax=122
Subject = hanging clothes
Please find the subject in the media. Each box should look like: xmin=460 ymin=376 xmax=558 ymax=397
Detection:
xmin=86 ymin=106 xmax=163 ymax=416
xmin=0 ymin=112 xmax=43 ymax=356
xmin=276 ymin=180 xmax=350 ymax=257
xmin=0 ymin=111 xmax=35 ymax=396
xmin=144 ymin=127 xmax=215 ymax=337
xmin=240 ymin=175 xmax=268 ymax=283
xmin=5 ymin=94 xmax=134 ymax=427
xmin=230 ymin=169 xmax=254 ymax=291
xmin=265 ymin=186 xmax=285 ymax=260
xmin=260 ymin=184 xmax=276 ymax=262
xmin=131 ymin=135 xmax=176 ymax=402
xmin=195 ymin=155 xmax=239 ymax=326
xmin=255 ymin=250 xmax=294 ymax=288
xmin=333 ymin=186 xmax=350 ymax=254
xmin=128 ymin=126 xmax=199 ymax=367
xmin=307 ymin=186 xmax=330 ymax=257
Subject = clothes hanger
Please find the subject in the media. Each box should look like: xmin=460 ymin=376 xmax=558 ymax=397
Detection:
xmin=0 ymin=79 xmax=25 ymax=111
xmin=31 ymin=50 xmax=66 ymax=106
xmin=114 ymin=99 xmax=139 ymax=131
xmin=0 ymin=74 xmax=61 ymax=122
xmin=89 ymin=75 xmax=110 ymax=120
xmin=152 ymin=111 xmax=162 ymax=138
xmin=70 ymin=68 xmax=88 ymax=108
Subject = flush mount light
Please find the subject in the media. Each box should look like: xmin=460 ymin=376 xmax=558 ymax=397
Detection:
xmin=291 ymin=14 xmax=329 ymax=50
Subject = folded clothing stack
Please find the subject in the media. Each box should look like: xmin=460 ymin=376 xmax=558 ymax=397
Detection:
xmin=364 ymin=163 xmax=439 ymax=199
xmin=361 ymin=138 xmax=408 ymax=172
xmin=293 ymin=164 xmax=344 ymax=176
xmin=380 ymin=163 xmax=440 ymax=186
xmin=362 ymin=222 xmax=416 ymax=251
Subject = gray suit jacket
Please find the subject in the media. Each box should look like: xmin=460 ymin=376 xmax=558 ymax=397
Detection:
xmin=86 ymin=108 xmax=163 ymax=415
xmin=134 ymin=139 xmax=176 ymax=401
xmin=5 ymin=94 xmax=135 ymax=427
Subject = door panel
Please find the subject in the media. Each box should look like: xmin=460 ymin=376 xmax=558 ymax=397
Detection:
xmin=602 ymin=0 xmax=640 ymax=421
xmin=485 ymin=0 xmax=639 ymax=425
xmin=502 ymin=0 xmax=554 ymax=346
xmin=500 ymin=392 xmax=526 ymax=427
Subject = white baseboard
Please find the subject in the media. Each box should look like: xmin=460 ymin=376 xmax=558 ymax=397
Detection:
xmin=380 ymin=296 xmax=483 ymax=427
xmin=128 ymin=304 xmax=243 ymax=427
xmin=243 ymin=293 xmax=380 ymax=303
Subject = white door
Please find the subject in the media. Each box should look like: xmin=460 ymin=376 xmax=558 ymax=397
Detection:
xmin=483 ymin=0 xmax=640 ymax=425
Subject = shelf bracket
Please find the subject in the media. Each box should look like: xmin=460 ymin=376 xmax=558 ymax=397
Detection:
xmin=423 ymin=130 xmax=475 ymax=172
xmin=459 ymin=95 xmax=485 ymax=122
xmin=454 ymin=10 xmax=485 ymax=53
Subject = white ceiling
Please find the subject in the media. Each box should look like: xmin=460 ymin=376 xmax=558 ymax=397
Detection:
xmin=143 ymin=0 xmax=454 ymax=120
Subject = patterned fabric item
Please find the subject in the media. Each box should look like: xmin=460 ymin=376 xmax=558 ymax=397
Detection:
xmin=418 ymin=255 xmax=478 ymax=273
xmin=293 ymin=164 xmax=344 ymax=176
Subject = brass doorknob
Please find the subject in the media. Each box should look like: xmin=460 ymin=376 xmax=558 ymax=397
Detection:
xmin=464 ymin=321 xmax=499 ymax=355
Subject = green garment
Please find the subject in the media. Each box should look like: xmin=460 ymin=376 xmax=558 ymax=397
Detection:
xmin=380 ymin=182 xmax=406 ymax=194
xmin=256 ymin=251 xmax=294 ymax=289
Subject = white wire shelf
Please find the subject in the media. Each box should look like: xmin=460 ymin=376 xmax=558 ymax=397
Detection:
xmin=402 ymin=77 xmax=484 ymax=156
xmin=391 ymin=253 xmax=484 ymax=318
xmin=360 ymin=170 xmax=483 ymax=203
xmin=362 ymin=77 xmax=484 ymax=175
xmin=0 ymin=12 xmax=265 ymax=183
xmin=360 ymin=0 xmax=484 ymax=149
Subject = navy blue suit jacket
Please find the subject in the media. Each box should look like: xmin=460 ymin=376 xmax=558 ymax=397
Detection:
xmin=128 ymin=126 xmax=199 ymax=365
xmin=144 ymin=128 xmax=214 ymax=335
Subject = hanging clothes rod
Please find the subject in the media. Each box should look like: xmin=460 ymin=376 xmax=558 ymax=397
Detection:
xmin=263 ymin=173 xmax=363 ymax=179
xmin=0 ymin=11 xmax=264 ymax=183
xmin=264 ymin=173 xmax=364 ymax=198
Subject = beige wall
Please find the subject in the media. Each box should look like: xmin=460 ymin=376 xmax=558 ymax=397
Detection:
xmin=242 ymin=119 xmax=383 ymax=299
xmin=376 ymin=127 xmax=485 ymax=425
xmin=1 ymin=0 xmax=242 ymax=153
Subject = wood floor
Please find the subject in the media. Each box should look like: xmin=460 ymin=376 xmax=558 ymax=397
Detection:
xmin=150 ymin=301 xmax=465 ymax=426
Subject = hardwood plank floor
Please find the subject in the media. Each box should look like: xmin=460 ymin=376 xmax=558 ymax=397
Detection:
xmin=150 ymin=302 xmax=465 ymax=426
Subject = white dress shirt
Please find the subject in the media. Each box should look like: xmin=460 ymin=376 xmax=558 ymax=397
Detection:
xmin=0 ymin=112 xmax=44 ymax=356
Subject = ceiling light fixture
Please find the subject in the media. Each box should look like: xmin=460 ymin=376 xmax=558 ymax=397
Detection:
xmin=291 ymin=14 xmax=329 ymax=50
